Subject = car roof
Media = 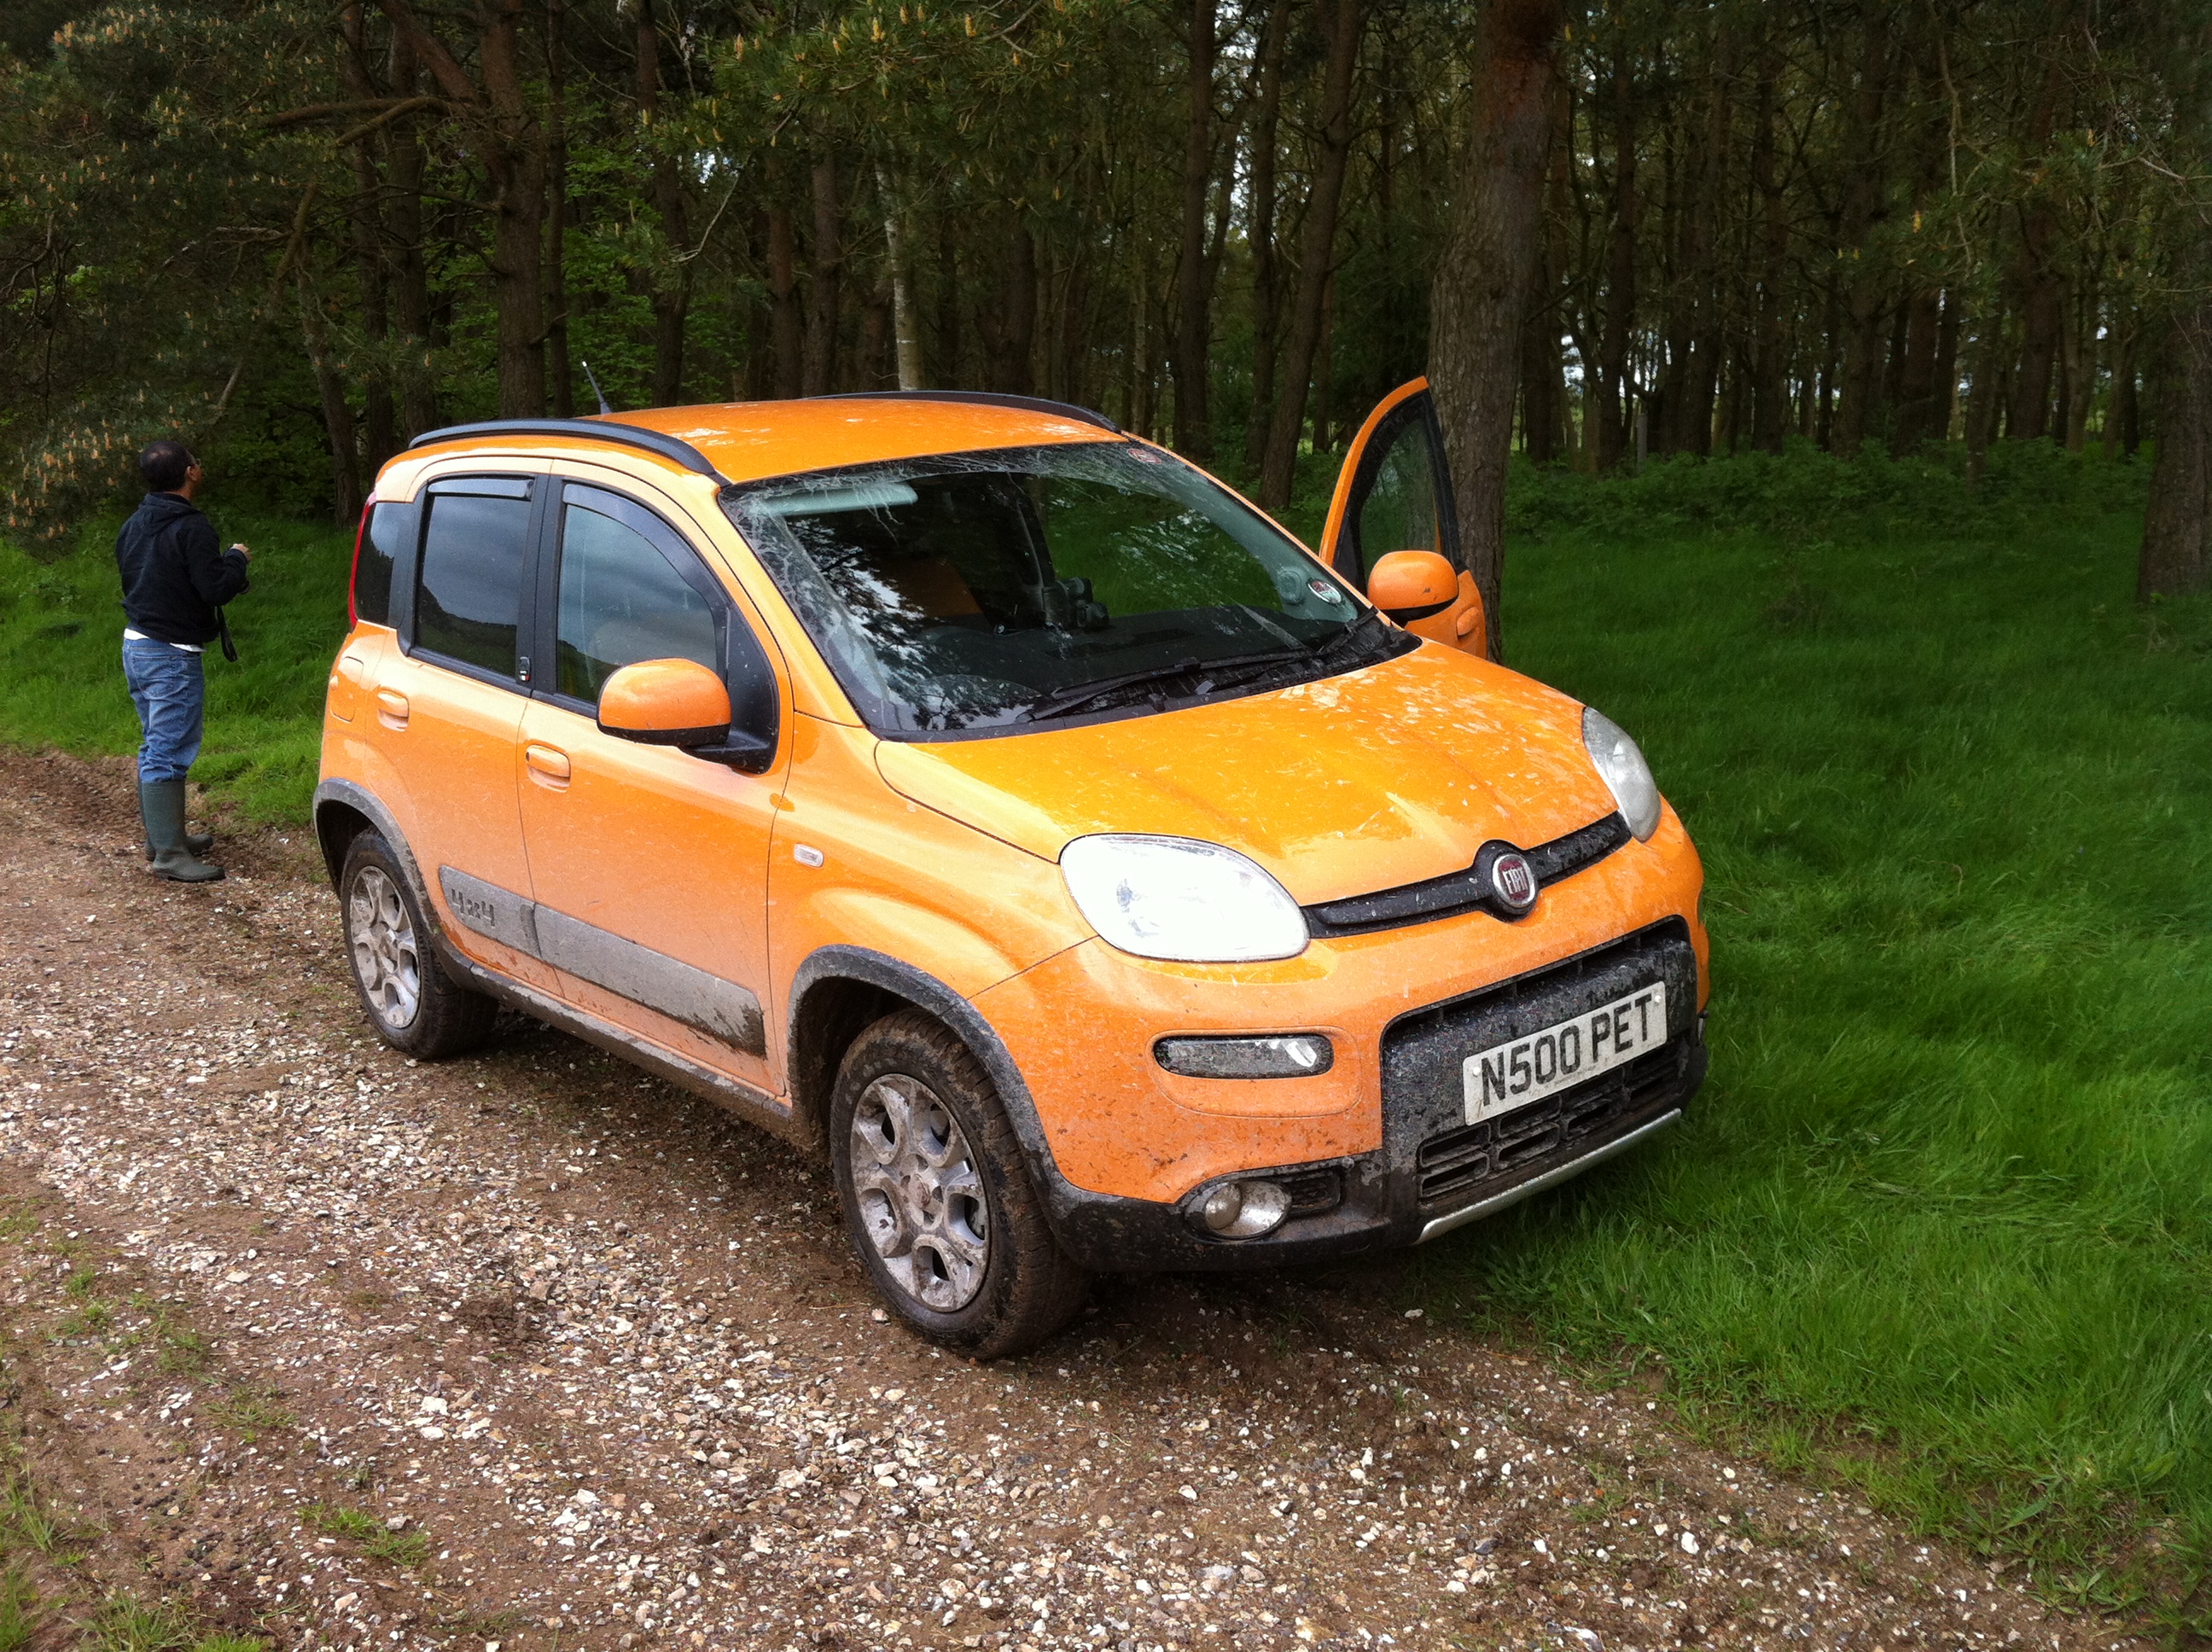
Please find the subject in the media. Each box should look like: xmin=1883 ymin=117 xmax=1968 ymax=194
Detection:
xmin=602 ymin=396 xmax=1123 ymax=486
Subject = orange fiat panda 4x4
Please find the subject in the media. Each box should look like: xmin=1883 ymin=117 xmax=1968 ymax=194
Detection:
xmin=317 ymin=381 xmax=1708 ymax=1357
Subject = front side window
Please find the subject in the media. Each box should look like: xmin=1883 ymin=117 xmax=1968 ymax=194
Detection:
xmin=415 ymin=477 xmax=532 ymax=676
xmin=1354 ymin=415 xmax=1448 ymax=579
xmin=554 ymin=488 xmax=719 ymax=706
xmin=725 ymin=443 xmax=1408 ymax=736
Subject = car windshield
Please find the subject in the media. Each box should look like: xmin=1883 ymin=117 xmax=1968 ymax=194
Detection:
xmin=723 ymin=442 xmax=1407 ymax=736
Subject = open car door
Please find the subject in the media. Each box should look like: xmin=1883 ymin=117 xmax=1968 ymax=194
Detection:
xmin=1319 ymin=377 xmax=1487 ymax=656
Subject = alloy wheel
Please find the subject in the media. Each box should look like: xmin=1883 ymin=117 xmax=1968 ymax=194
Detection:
xmin=347 ymin=865 xmax=422 ymax=1029
xmin=848 ymin=1073 xmax=991 ymax=1311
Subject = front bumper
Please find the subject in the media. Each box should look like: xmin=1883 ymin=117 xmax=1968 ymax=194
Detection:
xmin=1045 ymin=917 xmax=1705 ymax=1271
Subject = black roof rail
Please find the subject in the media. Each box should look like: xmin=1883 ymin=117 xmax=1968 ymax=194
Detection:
xmin=811 ymin=390 xmax=1123 ymax=434
xmin=406 ymin=419 xmax=729 ymax=483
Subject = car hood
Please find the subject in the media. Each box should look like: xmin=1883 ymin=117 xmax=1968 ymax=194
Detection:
xmin=872 ymin=644 xmax=1620 ymax=906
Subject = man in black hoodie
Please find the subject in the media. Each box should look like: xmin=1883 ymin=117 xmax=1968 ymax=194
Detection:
xmin=116 ymin=440 xmax=252 ymax=882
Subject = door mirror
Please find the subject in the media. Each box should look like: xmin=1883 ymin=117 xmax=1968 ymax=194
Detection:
xmin=598 ymin=658 xmax=778 ymax=771
xmin=1366 ymin=550 xmax=1458 ymax=623
xmin=598 ymin=658 xmax=732 ymax=745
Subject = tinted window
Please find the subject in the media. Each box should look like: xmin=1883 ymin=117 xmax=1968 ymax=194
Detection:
xmin=1353 ymin=415 xmax=1447 ymax=579
xmin=555 ymin=498 xmax=719 ymax=705
xmin=354 ymin=501 xmax=412 ymax=627
xmin=416 ymin=486 xmax=532 ymax=676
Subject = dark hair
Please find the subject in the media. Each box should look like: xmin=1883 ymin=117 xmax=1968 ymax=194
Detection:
xmin=140 ymin=440 xmax=196 ymax=492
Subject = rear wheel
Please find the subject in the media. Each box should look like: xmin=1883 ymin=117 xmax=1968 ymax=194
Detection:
xmin=830 ymin=1009 xmax=1088 ymax=1359
xmin=339 ymin=830 xmax=497 ymax=1059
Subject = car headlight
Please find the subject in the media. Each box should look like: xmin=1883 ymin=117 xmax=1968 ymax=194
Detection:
xmin=1060 ymin=835 xmax=1309 ymax=963
xmin=1582 ymin=707 xmax=1662 ymax=841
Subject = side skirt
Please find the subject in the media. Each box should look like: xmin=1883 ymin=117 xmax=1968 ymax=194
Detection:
xmin=434 ymin=940 xmax=810 ymax=1155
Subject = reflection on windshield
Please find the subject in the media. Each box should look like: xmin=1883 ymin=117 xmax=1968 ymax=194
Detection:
xmin=725 ymin=443 xmax=1409 ymax=735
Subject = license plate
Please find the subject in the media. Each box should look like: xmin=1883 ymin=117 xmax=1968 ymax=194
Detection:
xmin=1462 ymin=981 xmax=1669 ymax=1124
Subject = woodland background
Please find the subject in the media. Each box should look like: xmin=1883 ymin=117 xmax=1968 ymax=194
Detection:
xmin=3 ymin=0 xmax=2210 ymax=623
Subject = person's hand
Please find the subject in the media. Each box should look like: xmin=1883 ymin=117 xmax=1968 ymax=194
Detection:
xmin=230 ymin=543 xmax=252 ymax=561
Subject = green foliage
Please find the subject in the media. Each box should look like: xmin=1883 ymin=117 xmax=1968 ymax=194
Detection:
xmin=1409 ymin=474 xmax=2212 ymax=1601
xmin=299 ymin=1504 xmax=382 ymax=1541
xmin=0 ymin=514 xmax=354 ymax=822
xmin=0 ymin=1568 xmax=37 ymax=1652
xmin=302 ymin=1505 xmax=427 ymax=1568
xmin=83 ymin=1595 xmax=193 ymax=1652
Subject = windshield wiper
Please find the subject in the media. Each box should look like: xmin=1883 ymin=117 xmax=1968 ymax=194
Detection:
xmin=1020 ymin=647 xmax=1305 ymax=722
xmin=1018 ymin=614 xmax=1396 ymax=724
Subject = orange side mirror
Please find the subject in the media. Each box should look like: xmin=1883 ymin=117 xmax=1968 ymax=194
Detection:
xmin=1366 ymin=550 xmax=1458 ymax=622
xmin=597 ymin=658 xmax=733 ymax=747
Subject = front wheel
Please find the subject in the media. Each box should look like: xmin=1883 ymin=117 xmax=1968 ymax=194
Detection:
xmin=830 ymin=1009 xmax=1088 ymax=1359
xmin=339 ymin=829 xmax=497 ymax=1060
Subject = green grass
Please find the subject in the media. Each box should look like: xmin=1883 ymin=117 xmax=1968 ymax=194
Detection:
xmin=0 ymin=512 xmax=356 ymax=822
xmin=1401 ymin=466 xmax=2212 ymax=1621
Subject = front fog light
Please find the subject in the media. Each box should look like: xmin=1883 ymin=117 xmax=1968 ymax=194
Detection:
xmin=1155 ymin=1033 xmax=1334 ymax=1079
xmin=1199 ymin=1180 xmax=1292 ymax=1238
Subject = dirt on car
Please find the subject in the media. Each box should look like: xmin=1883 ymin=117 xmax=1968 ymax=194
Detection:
xmin=0 ymin=747 xmax=2142 ymax=1652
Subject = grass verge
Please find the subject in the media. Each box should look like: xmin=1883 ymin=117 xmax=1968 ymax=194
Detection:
xmin=1407 ymin=479 xmax=2212 ymax=1629
xmin=0 ymin=511 xmax=355 ymax=823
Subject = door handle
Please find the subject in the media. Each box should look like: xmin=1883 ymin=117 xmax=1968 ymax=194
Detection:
xmin=375 ymin=688 xmax=410 ymax=730
xmin=525 ymin=743 xmax=573 ymax=786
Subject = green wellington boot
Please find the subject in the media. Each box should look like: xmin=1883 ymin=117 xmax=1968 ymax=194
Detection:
xmin=140 ymin=780 xmax=224 ymax=882
xmin=143 ymin=827 xmax=215 ymax=860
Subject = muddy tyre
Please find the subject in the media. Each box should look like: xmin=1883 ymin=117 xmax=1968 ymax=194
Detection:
xmin=339 ymin=830 xmax=497 ymax=1060
xmin=830 ymin=1009 xmax=1088 ymax=1359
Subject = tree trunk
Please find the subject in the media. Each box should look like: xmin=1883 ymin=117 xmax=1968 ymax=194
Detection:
xmin=876 ymin=169 xmax=923 ymax=390
xmin=1242 ymin=0 xmax=1293 ymax=476
xmin=985 ymin=215 xmax=1037 ymax=394
xmin=377 ymin=0 xmax=547 ymax=416
xmin=1596 ymin=43 xmax=1637 ymax=470
xmin=1171 ymin=0 xmax=1218 ymax=457
xmin=1830 ymin=0 xmax=1892 ymax=454
xmin=768 ymin=201 xmax=802 ymax=398
xmin=2139 ymin=293 xmax=2212 ymax=598
xmin=934 ymin=213 xmax=963 ymax=387
xmin=339 ymin=3 xmax=399 ymax=468
xmin=802 ymin=157 xmax=842 ymax=396
xmin=298 ymin=273 xmax=363 ymax=524
xmin=1425 ymin=0 xmax=1564 ymax=660
xmin=383 ymin=26 xmax=438 ymax=439
xmin=544 ymin=0 xmax=572 ymax=416
xmin=637 ymin=0 xmax=690 ymax=405
xmin=1749 ymin=31 xmax=1788 ymax=453
xmin=1258 ymin=0 xmax=1366 ymax=509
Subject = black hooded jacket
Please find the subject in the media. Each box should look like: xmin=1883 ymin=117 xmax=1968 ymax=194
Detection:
xmin=114 ymin=492 xmax=251 ymax=648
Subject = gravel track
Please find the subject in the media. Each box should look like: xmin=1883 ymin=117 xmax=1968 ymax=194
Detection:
xmin=0 ymin=748 xmax=2143 ymax=1652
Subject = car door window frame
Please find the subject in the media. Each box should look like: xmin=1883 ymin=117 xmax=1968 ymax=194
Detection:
xmin=1329 ymin=393 xmax=1464 ymax=585
xmin=403 ymin=473 xmax=547 ymax=695
xmin=531 ymin=479 xmax=780 ymax=742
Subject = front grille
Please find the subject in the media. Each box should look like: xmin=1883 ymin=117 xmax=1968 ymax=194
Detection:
xmin=1414 ymin=1043 xmax=1685 ymax=1204
xmin=1380 ymin=917 xmax=1701 ymax=1213
xmin=1304 ymin=813 xmax=1631 ymax=939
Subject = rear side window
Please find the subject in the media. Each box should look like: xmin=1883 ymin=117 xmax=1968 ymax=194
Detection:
xmin=416 ymin=478 xmax=533 ymax=677
xmin=555 ymin=495 xmax=719 ymax=704
xmin=353 ymin=499 xmax=415 ymax=627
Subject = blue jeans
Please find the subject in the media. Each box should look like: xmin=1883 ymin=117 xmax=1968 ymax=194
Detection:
xmin=122 ymin=637 xmax=206 ymax=784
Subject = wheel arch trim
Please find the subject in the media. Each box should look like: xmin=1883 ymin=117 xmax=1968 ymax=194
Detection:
xmin=786 ymin=945 xmax=1080 ymax=1225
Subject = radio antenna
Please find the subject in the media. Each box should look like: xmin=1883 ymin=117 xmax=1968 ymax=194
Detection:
xmin=581 ymin=360 xmax=613 ymax=416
